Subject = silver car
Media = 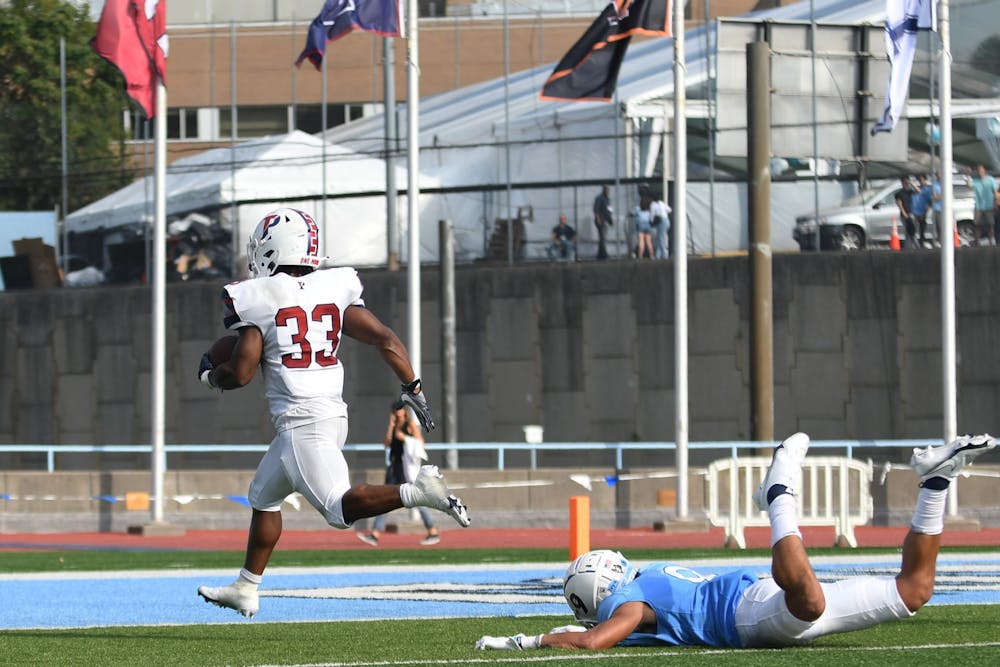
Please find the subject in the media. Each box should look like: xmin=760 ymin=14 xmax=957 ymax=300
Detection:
xmin=793 ymin=181 xmax=978 ymax=251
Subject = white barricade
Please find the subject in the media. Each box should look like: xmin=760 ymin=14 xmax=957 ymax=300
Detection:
xmin=705 ymin=456 xmax=873 ymax=548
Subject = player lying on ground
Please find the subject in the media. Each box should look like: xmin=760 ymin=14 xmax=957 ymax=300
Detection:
xmin=195 ymin=208 xmax=470 ymax=619
xmin=477 ymin=432 xmax=996 ymax=650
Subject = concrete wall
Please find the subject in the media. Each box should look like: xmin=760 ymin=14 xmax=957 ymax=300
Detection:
xmin=2 ymin=251 xmax=1000 ymax=466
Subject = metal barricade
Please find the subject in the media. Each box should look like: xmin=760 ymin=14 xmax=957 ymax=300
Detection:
xmin=705 ymin=456 xmax=873 ymax=548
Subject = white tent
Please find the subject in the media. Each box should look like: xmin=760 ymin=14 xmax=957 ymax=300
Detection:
xmin=321 ymin=0 xmax=887 ymax=260
xmin=65 ymin=131 xmax=421 ymax=267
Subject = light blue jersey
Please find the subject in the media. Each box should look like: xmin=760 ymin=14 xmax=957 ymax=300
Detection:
xmin=597 ymin=563 xmax=759 ymax=648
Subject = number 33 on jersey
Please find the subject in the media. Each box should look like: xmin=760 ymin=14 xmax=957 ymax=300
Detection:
xmin=220 ymin=266 xmax=365 ymax=423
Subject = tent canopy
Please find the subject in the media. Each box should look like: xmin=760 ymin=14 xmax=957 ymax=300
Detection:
xmin=65 ymin=131 xmax=422 ymax=266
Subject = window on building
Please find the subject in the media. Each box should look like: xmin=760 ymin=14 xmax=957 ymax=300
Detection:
xmin=295 ymin=104 xmax=348 ymax=134
xmin=220 ymin=106 xmax=288 ymax=138
xmin=128 ymin=103 xmax=372 ymax=143
xmin=165 ymin=108 xmax=200 ymax=140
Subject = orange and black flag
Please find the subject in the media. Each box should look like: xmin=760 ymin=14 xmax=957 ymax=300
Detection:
xmin=540 ymin=0 xmax=671 ymax=102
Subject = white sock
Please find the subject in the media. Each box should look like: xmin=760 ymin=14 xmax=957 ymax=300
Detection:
xmin=910 ymin=485 xmax=948 ymax=535
xmin=399 ymin=482 xmax=417 ymax=508
xmin=236 ymin=568 xmax=262 ymax=590
xmin=768 ymin=493 xmax=802 ymax=547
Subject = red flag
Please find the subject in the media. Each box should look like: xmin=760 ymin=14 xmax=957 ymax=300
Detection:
xmin=91 ymin=0 xmax=168 ymax=118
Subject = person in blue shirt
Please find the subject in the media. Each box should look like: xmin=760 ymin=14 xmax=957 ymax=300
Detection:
xmin=932 ymin=170 xmax=943 ymax=244
xmin=971 ymin=164 xmax=997 ymax=246
xmin=476 ymin=431 xmax=996 ymax=651
xmin=912 ymin=173 xmax=934 ymax=247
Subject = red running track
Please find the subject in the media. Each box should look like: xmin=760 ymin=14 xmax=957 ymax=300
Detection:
xmin=1 ymin=525 xmax=999 ymax=553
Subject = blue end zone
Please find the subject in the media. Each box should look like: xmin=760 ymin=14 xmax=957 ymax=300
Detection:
xmin=2 ymin=555 xmax=998 ymax=630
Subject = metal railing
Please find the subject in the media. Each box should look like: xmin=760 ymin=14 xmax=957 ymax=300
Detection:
xmin=0 ymin=439 xmax=937 ymax=474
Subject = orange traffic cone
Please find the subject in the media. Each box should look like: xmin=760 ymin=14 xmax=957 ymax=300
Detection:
xmin=954 ymin=224 xmax=960 ymax=248
xmin=889 ymin=216 xmax=901 ymax=251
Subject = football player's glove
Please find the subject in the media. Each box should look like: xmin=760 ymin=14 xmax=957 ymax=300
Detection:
xmin=399 ymin=378 xmax=435 ymax=432
xmin=474 ymin=634 xmax=541 ymax=650
xmin=198 ymin=353 xmax=217 ymax=389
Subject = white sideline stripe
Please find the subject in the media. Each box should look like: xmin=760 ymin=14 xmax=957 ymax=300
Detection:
xmin=251 ymin=641 xmax=1000 ymax=667
xmin=3 ymin=552 xmax=999 ymax=581
xmin=0 ymin=562 xmax=565 ymax=581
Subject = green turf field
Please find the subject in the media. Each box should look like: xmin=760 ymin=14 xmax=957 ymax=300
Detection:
xmin=1 ymin=547 xmax=998 ymax=666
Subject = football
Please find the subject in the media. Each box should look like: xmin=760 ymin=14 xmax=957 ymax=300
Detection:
xmin=207 ymin=334 xmax=238 ymax=366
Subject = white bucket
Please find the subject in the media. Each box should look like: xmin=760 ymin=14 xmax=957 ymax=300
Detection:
xmin=522 ymin=425 xmax=544 ymax=444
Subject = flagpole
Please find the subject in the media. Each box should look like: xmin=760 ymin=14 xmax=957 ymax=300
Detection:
xmin=613 ymin=88 xmax=622 ymax=259
xmin=322 ymin=52 xmax=329 ymax=253
xmin=406 ymin=0 xmax=422 ymax=379
xmin=60 ymin=37 xmax=69 ymax=271
xmin=503 ymin=0 xmax=513 ymax=266
xmin=151 ymin=79 xmax=167 ymax=525
xmin=810 ymin=0 xmax=820 ymax=248
xmin=384 ymin=38 xmax=400 ymax=270
xmin=703 ymin=0 xmax=716 ymax=256
xmin=938 ymin=0 xmax=958 ymax=516
xmin=673 ymin=0 xmax=689 ymax=520
xmin=230 ymin=22 xmax=238 ymax=271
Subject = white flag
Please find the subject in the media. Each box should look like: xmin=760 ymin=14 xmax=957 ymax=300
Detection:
xmin=871 ymin=0 xmax=935 ymax=135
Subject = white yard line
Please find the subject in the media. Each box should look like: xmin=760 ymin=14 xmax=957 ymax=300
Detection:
xmin=252 ymin=641 xmax=1000 ymax=667
xmin=3 ymin=552 xmax=1000 ymax=581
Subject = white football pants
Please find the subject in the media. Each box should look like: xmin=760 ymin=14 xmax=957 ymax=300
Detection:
xmin=735 ymin=576 xmax=914 ymax=647
xmin=248 ymin=416 xmax=352 ymax=528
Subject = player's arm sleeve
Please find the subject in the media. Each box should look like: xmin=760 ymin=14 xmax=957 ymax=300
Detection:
xmin=221 ymin=285 xmax=255 ymax=330
xmin=347 ymin=269 xmax=366 ymax=308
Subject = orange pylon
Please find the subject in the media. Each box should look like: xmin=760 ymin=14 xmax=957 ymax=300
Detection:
xmin=954 ymin=224 xmax=961 ymax=248
xmin=889 ymin=216 xmax=901 ymax=250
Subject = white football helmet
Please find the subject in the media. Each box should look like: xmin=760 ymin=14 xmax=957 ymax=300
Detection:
xmin=562 ymin=550 xmax=637 ymax=627
xmin=247 ymin=208 xmax=322 ymax=277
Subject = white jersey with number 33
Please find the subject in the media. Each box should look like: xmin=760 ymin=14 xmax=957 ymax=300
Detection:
xmin=221 ymin=267 xmax=365 ymax=429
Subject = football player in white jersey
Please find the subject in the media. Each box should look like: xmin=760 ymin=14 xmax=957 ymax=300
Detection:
xmin=196 ymin=208 xmax=471 ymax=618
xmin=476 ymin=432 xmax=996 ymax=651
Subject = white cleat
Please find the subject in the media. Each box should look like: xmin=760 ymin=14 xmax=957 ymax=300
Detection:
xmin=753 ymin=432 xmax=810 ymax=511
xmin=410 ymin=465 xmax=472 ymax=528
xmin=910 ymin=434 xmax=997 ymax=481
xmin=198 ymin=584 xmax=259 ymax=619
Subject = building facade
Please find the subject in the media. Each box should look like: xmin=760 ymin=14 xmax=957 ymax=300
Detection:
xmin=124 ymin=1 xmax=790 ymax=163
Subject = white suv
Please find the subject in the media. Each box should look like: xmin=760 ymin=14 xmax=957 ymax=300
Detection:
xmin=793 ymin=180 xmax=978 ymax=251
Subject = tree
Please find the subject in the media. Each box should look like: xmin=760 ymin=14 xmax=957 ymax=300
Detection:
xmin=0 ymin=0 xmax=136 ymax=213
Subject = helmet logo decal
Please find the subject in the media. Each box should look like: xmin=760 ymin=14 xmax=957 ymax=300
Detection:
xmin=260 ymin=213 xmax=282 ymax=237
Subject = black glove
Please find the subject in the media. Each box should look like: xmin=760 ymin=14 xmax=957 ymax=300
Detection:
xmin=400 ymin=378 xmax=435 ymax=432
xmin=198 ymin=352 xmax=216 ymax=389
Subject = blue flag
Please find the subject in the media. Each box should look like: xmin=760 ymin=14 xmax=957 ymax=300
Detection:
xmin=295 ymin=0 xmax=402 ymax=70
xmin=871 ymin=0 xmax=934 ymax=135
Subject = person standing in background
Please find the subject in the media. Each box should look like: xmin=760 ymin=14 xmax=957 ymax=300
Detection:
xmin=359 ymin=402 xmax=441 ymax=547
xmin=971 ymin=164 xmax=996 ymax=246
xmin=894 ymin=176 xmax=917 ymax=248
xmin=911 ymin=173 xmax=933 ymax=248
xmin=593 ymin=184 xmax=614 ymax=260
